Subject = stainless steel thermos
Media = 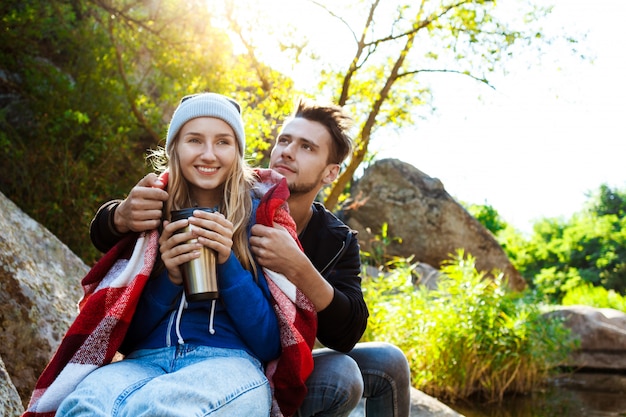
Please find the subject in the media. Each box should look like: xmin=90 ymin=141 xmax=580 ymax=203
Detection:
xmin=170 ymin=207 xmax=219 ymax=302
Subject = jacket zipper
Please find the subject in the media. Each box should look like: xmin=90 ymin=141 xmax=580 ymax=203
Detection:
xmin=319 ymin=232 xmax=351 ymax=276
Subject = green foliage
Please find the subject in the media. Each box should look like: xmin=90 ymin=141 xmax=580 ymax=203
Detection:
xmin=587 ymin=183 xmax=626 ymax=217
xmin=0 ymin=0 xmax=296 ymax=264
xmin=562 ymin=282 xmax=626 ymax=312
xmin=361 ymin=251 xmax=575 ymax=403
xmin=466 ymin=202 xmax=508 ymax=234
xmin=498 ymin=184 xmax=626 ymax=302
xmin=531 ymin=267 xmax=582 ymax=302
xmin=360 ymin=222 xmax=404 ymax=267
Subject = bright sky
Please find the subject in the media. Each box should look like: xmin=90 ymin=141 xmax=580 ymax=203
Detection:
xmin=371 ymin=0 xmax=626 ymax=234
xmin=228 ymin=0 xmax=626 ymax=234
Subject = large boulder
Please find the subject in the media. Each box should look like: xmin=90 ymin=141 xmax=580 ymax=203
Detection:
xmin=0 ymin=356 xmax=23 ymax=417
xmin=0 ymin=191 xmax=87 ymax=406
xmin=345 ymin=159 xmax=525 ymax=291
xmin=545 ymin=305 xmax=626 ymax=370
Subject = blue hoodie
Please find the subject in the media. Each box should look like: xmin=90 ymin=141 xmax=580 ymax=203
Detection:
xmin=120 ymin=198 xmax=281 ymax=363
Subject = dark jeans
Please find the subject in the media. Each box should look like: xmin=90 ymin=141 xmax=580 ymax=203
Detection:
xmin=296 ymin=342 xmax=411 ymax=417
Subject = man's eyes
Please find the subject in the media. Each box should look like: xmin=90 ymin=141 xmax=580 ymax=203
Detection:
xmin=276 ymin=137 xmax=313 ymax=151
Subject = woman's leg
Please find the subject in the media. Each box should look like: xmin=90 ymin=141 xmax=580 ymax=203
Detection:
xmin=122 ymin=345 xmax=270 ymax=417
xmin=56 ymin=351 xmax=168 ymax=417
xmin=58 ymin=345 xmax=271 ymax=417
xmin=347 ymin=342 xmax=411 ymax=417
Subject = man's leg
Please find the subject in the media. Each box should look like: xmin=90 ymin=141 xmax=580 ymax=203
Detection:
xmin=348 ymin=342 xmax=411 ymax=417
xmin=296 ymin=348 xmax=364 ymax=417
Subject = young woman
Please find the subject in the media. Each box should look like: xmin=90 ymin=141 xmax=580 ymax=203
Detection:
xmin=56 ymin=93 xmax=281 ymax=416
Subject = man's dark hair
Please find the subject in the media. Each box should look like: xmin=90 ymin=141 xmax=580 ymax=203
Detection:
xmin=292 ymin=98 xmax=354 ymax=164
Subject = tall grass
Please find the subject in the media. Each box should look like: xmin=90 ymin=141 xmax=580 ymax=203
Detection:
xmin=361 ymin=251 xmax=576 ymax=403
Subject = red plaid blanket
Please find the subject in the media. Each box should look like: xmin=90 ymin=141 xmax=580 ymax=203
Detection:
xmin=23 ymin=169 xmax=317 ymax=417
xmin=255 ymin=169 xmax=317 ymax=417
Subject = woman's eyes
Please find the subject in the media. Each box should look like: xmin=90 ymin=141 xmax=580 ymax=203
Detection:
xmin=186 ymin=137 xmax=232 ymax=145
xmin=217 ymin=138 xmax=232 ymax=145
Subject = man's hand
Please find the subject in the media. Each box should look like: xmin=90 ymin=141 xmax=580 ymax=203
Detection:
xmin=250 ymin=223 xmax=335 ymax=311
xmin=114 ymin=173 xmax=169 ymax=234
xmin=250 ymin=223 xmax=304 ymax=278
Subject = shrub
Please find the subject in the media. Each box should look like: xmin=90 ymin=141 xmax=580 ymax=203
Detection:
xmin=361 ymin=250 xmax=576 ymax=403
xmin=562 ymin=282 xmax=626 ymax=312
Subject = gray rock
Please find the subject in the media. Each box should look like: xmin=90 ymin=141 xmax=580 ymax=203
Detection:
xmin=0 ymin=356 xmax=23 ymax=417
xmin=551 ymin=372 xmax=626 ymax=393
xmin=345 ymin=158 xmax=525 ymax=291
xmin=0 ymin=191 xmax=87 ymax=406
xmin=545 ymin=305 xmax=626 ymax=371
xmin=349 ymin=388 xmax=465 ymax=417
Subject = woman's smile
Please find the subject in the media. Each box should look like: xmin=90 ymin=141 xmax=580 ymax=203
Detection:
xmin=196 ymin=166 xmax=219 ymax=175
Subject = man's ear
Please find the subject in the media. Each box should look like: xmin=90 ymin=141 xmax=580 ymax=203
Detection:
xmin=322 ymin=164 xmax=340 ymax=185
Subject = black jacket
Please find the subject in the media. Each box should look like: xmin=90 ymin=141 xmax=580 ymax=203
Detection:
xmin=89 ymin=200 xmax=369 ymax=353
xmin=298 ymin=202 xmax=369 ymax=352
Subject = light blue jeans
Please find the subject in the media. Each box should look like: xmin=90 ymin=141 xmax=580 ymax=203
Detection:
xmin=56 ymin=344 xmax=271 ymax=417
xmin=296 ymin=342 xmax=411 ymax=417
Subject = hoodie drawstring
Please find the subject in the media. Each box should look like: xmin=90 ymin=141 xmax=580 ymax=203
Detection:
xmin=174 ymin=292 xmax=217 ymax=344
xmin=209 ymin=299 xmax=216 ymax=335
xmin=175 ymin=292 xmax=187 ymax=345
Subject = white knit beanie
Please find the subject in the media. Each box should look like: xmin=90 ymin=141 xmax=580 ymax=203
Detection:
xmin=166 ymin=93 xmax=245 ymax=156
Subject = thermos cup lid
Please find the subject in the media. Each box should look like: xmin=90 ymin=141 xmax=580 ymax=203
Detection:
xmin=171 ymin=207 xmax=218 ymax=222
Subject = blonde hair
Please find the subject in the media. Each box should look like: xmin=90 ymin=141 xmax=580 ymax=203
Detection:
xmin=148 ymin=141 xmax=258 ymax=276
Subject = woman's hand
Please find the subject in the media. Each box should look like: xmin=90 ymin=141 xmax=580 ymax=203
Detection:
xmin=159 ymin=218 xmax=201 ymax=285
xmin=159 ymin=210 xmax=234 ymax=285
xmin=187 ymin=210 xmax=234 ymax=265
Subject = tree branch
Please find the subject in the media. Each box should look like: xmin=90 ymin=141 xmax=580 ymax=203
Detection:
xmin=92 ymin=0 xmax=164 ymax=36
xmin=338 ymin=0 xmax=381 ymax=105
xmin=398 ymin=68 xmax=495 ymax=89
xmin=224 ymin=3 xmax=272 ymax=92
xmin=326 ymin=10 xmax=419 ymax=209
xmin=307 ymin=0 xmax=360 ymax=45
xmin=361 ymin=0 xmax=472 ymax=49
xmin=106 ymin=17 xmax=161 ymax=144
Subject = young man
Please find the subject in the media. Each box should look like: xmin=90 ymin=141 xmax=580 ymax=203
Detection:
xmin=89 ymin=98 xmax=411 ymax=417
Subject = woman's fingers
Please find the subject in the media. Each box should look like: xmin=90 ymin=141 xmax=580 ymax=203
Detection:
xmin=188 ymin=211 xmax=233 ymax=263
xmin=159 ymin=219 xmax=202 ymax=284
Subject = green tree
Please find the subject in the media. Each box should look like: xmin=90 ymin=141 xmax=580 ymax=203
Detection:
xmin=0 ymin=0 xmax=295 ymax=263
xmin=466 ymin=202 xmax=507 ymax=234
xmin=500 ymin=184 xmax=626 ymax=301
xmin=207 ymin=0 xmax=583 ymax=210
xmin=587 ymin=183 xmax=626 ymax=218
xmin=308 ymin=0 xmax=569 ymax=210
xmin=220 ymin=0 xmax=580 ymax=209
